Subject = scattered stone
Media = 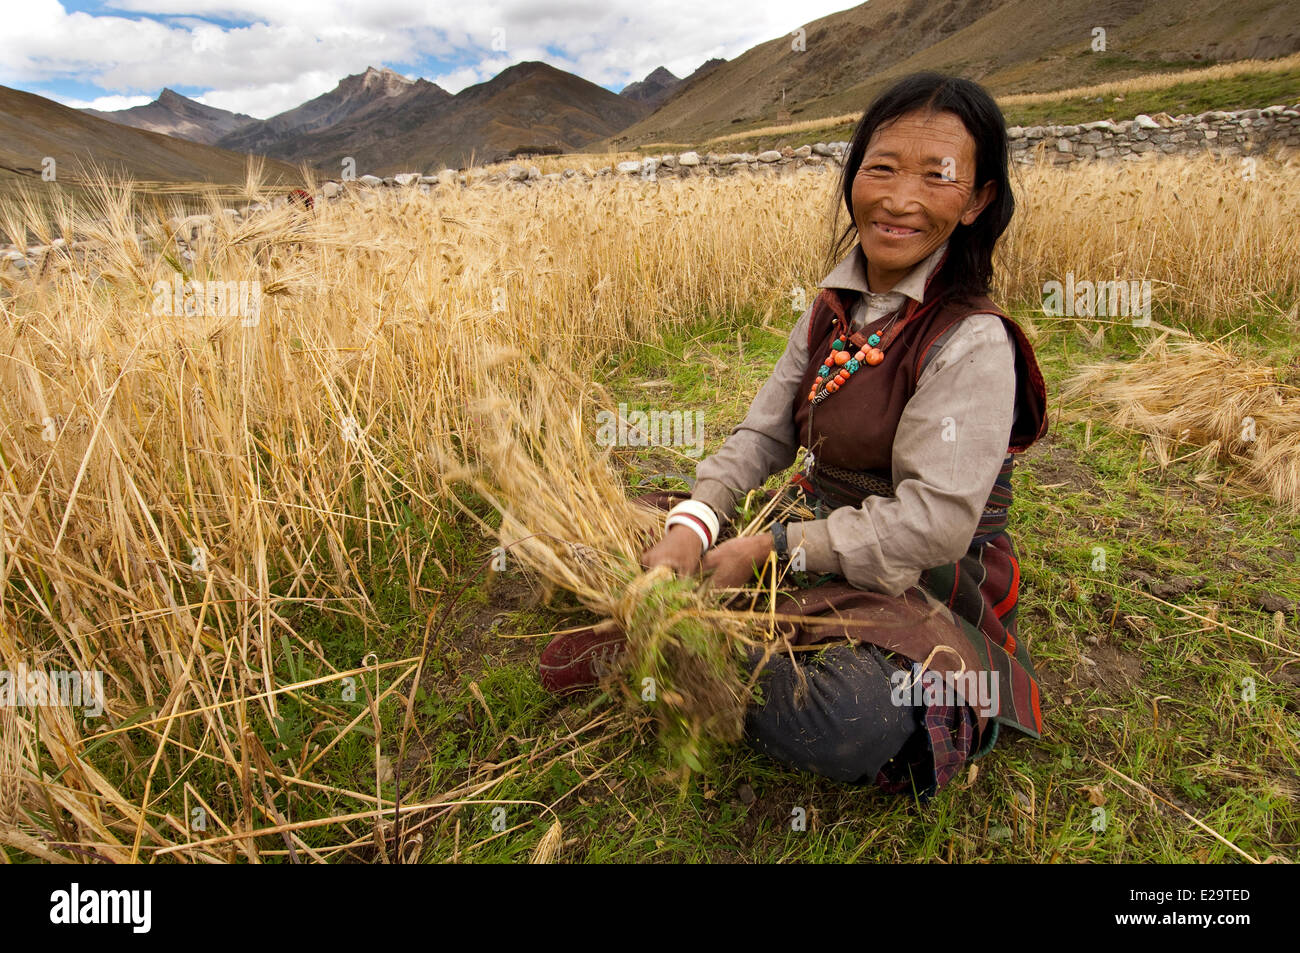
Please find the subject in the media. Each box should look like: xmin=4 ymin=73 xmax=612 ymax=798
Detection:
xmin=1255 ymin=592 xmax=1295 ymax=615
xmin=757 ymin=150 xmax=782 ymax=162
xmin=1130 ymin=569 xmax=1207 ymax=600
xmin=358 ymin=174 xmax=384 ymax=186
xmin=392 ymin=172 xmax=420 ymax=186
xmin=677 ymin=150 xmax=701 ymax=166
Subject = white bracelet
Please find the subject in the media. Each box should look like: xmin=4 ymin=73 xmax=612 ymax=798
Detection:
xmin=666 ymin=514 xmax=711 ymax=551
xmin=666 ymin=500 xmax=720 ymax=548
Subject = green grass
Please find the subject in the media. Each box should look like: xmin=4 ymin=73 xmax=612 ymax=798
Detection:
xmin=216 ymin=296 xmax=1296 ymax=863
xmin=1003 ymin=66 xmax=1300 ymax=128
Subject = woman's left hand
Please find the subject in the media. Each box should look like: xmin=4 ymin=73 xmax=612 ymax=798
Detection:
xmin=700 ymin=534 xmax=775 ymax=590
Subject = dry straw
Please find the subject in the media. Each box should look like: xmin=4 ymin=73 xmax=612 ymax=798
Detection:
xmin=0 ymin=148 xmax=1295 ymax=861
xmin=1063 ymin=331 xmax=1300 ymax=509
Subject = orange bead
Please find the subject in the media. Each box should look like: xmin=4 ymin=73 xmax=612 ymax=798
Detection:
xmin=854 ymin=351 xmax=867 ymax=362
xmin=865 ymin=347 xmax=884 ymax=365
xmin=833 ymin=350 xmax=851 ymax=365
xmin=823 ymin=357 xmax=835 ymax=367
xmin=808 ymin=386 xmax=817 ymax=400
xmin=826 ymin=381 xmax=838 ymax=392
xmin=836 ymin=370 xmax=850 ymax=383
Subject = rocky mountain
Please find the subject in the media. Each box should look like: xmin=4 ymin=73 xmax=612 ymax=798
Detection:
xmin=603 ymin=0 xmax=1300 ymax=148
xmin=83 ymin=88 xmax=257 ymax=145
xmin=237 ymin=60 xmax=651 ymax=174
xmin=0 ymin=84 xmax=298 ymax=191
xmin=217 ymin=67 xmax=450 ymax=157
xmin=621 ymin=67 xmax=681 ymax=107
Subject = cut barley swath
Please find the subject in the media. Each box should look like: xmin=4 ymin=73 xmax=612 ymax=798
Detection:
xmin=1063 ymin=331 xmax=1300 ymax=510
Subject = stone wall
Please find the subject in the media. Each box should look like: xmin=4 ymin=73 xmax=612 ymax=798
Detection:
xmin=332 ymin=101 xmax=1300 ymax=191
xmin=1006 ymin=104 xmax=1300 ymax=165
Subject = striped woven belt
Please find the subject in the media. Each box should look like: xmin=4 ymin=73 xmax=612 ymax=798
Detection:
xmin=800 ymin=458 xmax=1013 ymax=539
xmin=816 ymin=463 xmax=896 ymax=497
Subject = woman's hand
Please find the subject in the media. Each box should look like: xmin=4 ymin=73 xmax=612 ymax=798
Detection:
xmin=700 ymin=534 xmax=775 ymax=590
xmin=640 ymin=523 xmax=705 ymax=576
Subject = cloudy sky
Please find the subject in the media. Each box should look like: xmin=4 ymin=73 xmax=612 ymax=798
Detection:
xmin=3 ymin=0 xmax=858 ymax=117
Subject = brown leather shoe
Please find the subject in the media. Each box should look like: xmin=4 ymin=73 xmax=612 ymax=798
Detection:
xmin=538 ymin=620 xmax=627 ymax=694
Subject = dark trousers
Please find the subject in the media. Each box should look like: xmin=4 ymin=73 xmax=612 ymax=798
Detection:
xmin=743 ymin=642 xmax=923 ymax=784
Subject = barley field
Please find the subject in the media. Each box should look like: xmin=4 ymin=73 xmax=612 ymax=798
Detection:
xmin=0 ymin=151 xmax=1297 ymax=863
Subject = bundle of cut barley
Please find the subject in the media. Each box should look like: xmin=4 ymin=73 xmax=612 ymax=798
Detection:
xmin=1063 ymin=332 xmax=1300 ymax=509
xmin=445 ymin=361 xmax=779 ymax=773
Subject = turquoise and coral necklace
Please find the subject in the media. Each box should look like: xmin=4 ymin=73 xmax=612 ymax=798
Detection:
xmin=807 ymin=299 xmax=908 ymax=406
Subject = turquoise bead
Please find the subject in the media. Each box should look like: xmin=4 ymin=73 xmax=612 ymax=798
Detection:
xmin=846 ymin=358 xmax=860 ymax=372
xmin=867 ymin=333 xmax=881 ymax=347
xmin=818 ymin=366 xmax=830 ymax=377
xmin=832 ymin=338 xmax=844 ymax=350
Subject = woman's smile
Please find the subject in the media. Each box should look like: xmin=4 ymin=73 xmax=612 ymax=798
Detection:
xmin=872 ymin=220 xmax=924 ymax=239
xmin=851 ymin=110 xmax=994 ymax=292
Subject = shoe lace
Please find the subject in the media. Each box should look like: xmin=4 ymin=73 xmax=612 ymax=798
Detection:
xmin=589 ymin=641 xmax=628 ymax=679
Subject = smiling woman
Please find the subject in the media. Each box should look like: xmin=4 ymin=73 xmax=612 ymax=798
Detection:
xmin=851 ymin=110 xmax=996 ymax=293
xmin=542 ymin=72 xmax=1050 ymax=799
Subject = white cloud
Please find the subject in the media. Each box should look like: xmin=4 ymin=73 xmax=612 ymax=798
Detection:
xmin=57 ymin=93 xmax=155 ymax=111
xmin=2 ymin=0 xmax=855 ymax=117
xmin=195 ymin=71 xmax=345 ymax=117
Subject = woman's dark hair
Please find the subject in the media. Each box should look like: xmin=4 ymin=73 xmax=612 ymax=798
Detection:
xmin=827 ymin=72 xmax=1013 ymax=304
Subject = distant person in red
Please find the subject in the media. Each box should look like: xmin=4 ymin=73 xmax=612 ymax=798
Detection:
xmin=540 ymin=72 xmax=1050 ymax=799
xmin=287 ymin=187 xmax=314 ymax=211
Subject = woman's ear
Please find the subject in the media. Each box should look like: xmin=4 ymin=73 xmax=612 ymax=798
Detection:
xmin=960 ymin=181 xmax=996 ymax=226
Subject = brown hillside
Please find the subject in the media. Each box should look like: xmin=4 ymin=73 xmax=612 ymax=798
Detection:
xmin=0 ymin=84 xmax=299 ymax=187
xmin=603 ymin=0 xmax=1300 ymax=148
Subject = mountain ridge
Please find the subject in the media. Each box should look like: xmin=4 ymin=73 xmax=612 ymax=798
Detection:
xmin=83 ymin=88 xmax=258 ymax=145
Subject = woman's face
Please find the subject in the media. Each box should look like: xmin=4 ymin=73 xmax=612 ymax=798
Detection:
xmin=850 ymin=109 xmax=995 ymax=293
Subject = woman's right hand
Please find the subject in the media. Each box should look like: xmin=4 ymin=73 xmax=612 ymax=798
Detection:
xmin=640 ymin=523 xmax=705 ymax=576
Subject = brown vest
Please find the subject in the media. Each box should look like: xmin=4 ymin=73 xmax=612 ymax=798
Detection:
xmin=791 ymin=278 xmax=1048 ymax=476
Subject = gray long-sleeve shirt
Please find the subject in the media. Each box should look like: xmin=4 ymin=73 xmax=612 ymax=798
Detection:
xmin=689 ymin=240 xmax=1018 ymax=597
